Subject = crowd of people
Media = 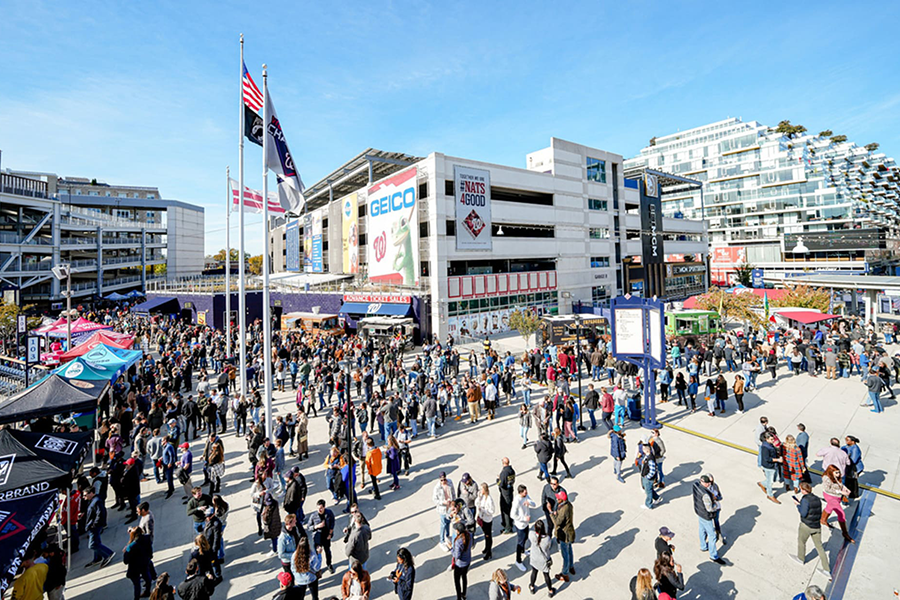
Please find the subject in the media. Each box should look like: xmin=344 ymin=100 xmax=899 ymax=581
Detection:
xmin=3 ymin=304 xmax=885 ymax=600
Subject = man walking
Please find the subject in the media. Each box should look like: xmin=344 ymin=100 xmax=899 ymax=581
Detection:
xmin=432 ymin=472 xmax=455 ymax=550
xmin=83 ymin=487 xmax=115 ymax=568
xmin=758 ymin=432 xmax=783 ymax=504
xmin=692 ymin=474 xmax=727 ymax=566
xmin=551 ymin=490 xmax=575 ymax=581
xmin=534 ymin=433 xmax=552 ymax=482
xmin=791 ymin=482 xmax=831 ymax=580
xmin=583 ymin=384 xmax=599 ymax=430
xmin=497 ymin=457 xmax=516 ymax=534
xmin=161 ymin=435 xmax=178 ymax=499
xmin=511 ymin=484 xmax=537 ymax=573
xmin=307 ymin=499 xmax=336 ymax=574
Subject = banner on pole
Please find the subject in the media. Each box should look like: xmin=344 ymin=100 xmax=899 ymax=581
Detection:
xmin=341 ymin=192 xmax=360 ymax=274
xmin=286 ymin=220 xmax=301 ymax=272
xmin=303 ymin=214 xmax=313 ymax=272
xmin=311 ymin=209 xmax=324 ymax=273
xmin=454 ymin=165 xmax=492 ymax=251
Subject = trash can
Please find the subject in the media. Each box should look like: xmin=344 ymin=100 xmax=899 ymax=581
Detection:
xmin=627 ymin=390 xmax=642 ymax=421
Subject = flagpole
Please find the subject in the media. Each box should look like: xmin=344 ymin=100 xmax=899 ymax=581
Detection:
xmin=238 ymin=34 xmax=248 ymax=402
xmin=225 ymin=166 xmax=232 ymax=356
xmin=261 ymin=64 xmax=273 ymax=440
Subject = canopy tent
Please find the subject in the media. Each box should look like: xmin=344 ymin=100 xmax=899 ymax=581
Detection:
xmin=54 ymin=344 xmax=142 ymax=382
xmin=104 ymin=292 xmax=128 ymax=301
xmin=7 ymin=430 xmax=92 ymax=474
xmin=32 ymin=317 xmax=67 ymax=335
xmin=0 ymin=429 xmax=72 ymax=596
xmin=775 ymin=310 xmax=839 ymax=325
xmin=0 ymin=375 xmax=109 ymax=425
xmin=58 ymin=330 xmax=135 ymax=362
xmin=131 ymin=296 xmax=180 ymax=315
xmin=125 ymin=289 xmax=145 ymax=299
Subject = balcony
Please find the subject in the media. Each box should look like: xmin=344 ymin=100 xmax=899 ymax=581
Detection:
xmin=0 ymin=173 xmax=48 ymax=199
xmin=0 ymin=232 xmax=53 ymax=246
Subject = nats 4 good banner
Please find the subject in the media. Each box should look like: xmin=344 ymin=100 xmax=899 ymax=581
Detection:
xmin=366 ymin=167 xmax=419 ymax=286
xmin=454 ymin=165 xmax=492 ymax=250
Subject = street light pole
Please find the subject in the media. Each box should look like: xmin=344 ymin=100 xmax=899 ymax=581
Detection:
xmin=66 ymin=270 xmax=72 ymax=350
xmin=345 ymin=366 xmax=355 ymax=507
xmin=575 ymin=320 xmax=584 ymax=430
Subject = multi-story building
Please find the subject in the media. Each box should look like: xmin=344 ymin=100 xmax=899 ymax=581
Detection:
xmin=264 ymin=139 xmax=707 ymax=340
xmin=626 ymin=117 xmax=900 ymax=284
xmin=0 ymin=157 xmax=205 ymax=307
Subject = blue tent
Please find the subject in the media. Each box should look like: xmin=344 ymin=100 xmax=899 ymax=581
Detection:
xmin=54 ymin=343 xmax=143 ymax=382
xmin=131 ymin=296 xmax=179 ymax=315
xmin=126 ymin=290 xmax=145 ymax=299
xmin=105 ymin=292 xmax=128 ymax=301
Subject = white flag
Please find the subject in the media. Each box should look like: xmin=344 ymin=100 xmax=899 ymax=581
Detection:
xmin=229 ymin=178 xmax=284 ymax=214
xmin=264 ymin=91 xmax=305 ymax=213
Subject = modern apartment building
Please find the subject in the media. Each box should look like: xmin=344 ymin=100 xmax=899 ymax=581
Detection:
xmin=266 ymin=140 xmax=708 ymax=340
xmin=0 ymin=156 xmax=205 ymax=307
xmin=625 ymin=118 xmax=900 ymax=284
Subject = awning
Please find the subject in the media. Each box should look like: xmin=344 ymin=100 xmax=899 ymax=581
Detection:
xmin=776 ymin=310 xmax=839 ymax=324
xmin=0 ymin=375 xmax=110 ymax=425
xmin=131 ymin=296 xmax=180 ymax=315
xmin=340 ymin=302 xmax=413 ymax=317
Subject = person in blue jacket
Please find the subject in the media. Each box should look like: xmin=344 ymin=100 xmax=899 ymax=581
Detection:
xmin=389 ymin=547 xmax=416 ymax=600
xmin=793 ymin=584 xmax=825 ymax=600
xmin=609 ymin=428 xmax=627 ymax=484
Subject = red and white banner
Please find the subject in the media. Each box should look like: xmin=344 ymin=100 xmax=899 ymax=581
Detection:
xmin=229 ymin=178 xmax=284 ymax=214
xmin=343 ymin=293 xmax=411 ymax=304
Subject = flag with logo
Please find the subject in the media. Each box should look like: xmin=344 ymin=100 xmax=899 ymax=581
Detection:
xmin=264 ymin=91 xmax=305 ymax=213
xmin=764 ymin=290 xmax=776 ymax=324
xmin=229 ymin=179 xmax=284 ymax=214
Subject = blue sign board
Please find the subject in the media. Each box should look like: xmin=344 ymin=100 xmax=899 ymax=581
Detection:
xmin=751 ymin=268 xmax=764 ymax=288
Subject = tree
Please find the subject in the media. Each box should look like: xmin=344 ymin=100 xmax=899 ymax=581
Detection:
xmin=211 ymin=248 xmax=243 ymax=262
xmin=649 ymin=136 xmax=657 ymax=147
xmin=0 ymin=301 xmax=40 ymax=355
xmin=831 ymin=134 xmax=848 ymax=144
xmin=694 ymin=287 xmax=762 ymax=326
xmin=508 ymin=309 xmax=541 ymax=346
xmin=247 ymin=255 xmax=263 ymax=275
xmin=818 ymin=130 xmax=833 ymax=138
xmin=733 ymin=262 xmax=755 ymax=287
xmin=776 ymin=120 xmax=807 ymax=138
xmin=865 ymin=142 xmax=880 ymax=152
xmin=769 ymin=284 xmax=831 ymax=313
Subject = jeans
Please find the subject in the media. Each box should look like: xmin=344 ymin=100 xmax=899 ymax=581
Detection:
xmin=386 ymin=420 xmax=399 ymax=439
xmin=698 ymin=517 xmax=719 ymax=559
xmin=427 ymin=416 xmax=437 ymax=437
xmin=193 ymin=521 xmax=204 ymax=535
xmin=870 ymin=391 xmax=884 ymax=412
xmin=656 ymin=457 xmax=665 ymax=485
xmin=88 ymin=529 xmax=113 ymax=562
xmin=607 ymin=368 xmax=616 ymax=381
xmin=516 ymin=526 xmax=529 ymax=563
xmin=523 ymin=389 xmax=531 ymax=408
xmin=439 ymin=513 xmax=452 ymax=546
xmin=538 ymin=461 xmax=551 ymax=481
xmin=642 ymin=476 xmax=658 ymax=507
xmin=613 ymin=459 xmax=624 ymax=481
xmin=592 ymin=365 xmax=601 ymax=380
xmin=520 ymin=426 xmax=529 ymax=444
xmin=761 ymin=467 xmax=776 ymax=497
xmin=559 ymin=540 xmax=573 ymax=574
xmin=587 ymin=409 xmax=597 ymax=430
xmin=601 ymin=411 xmax=613 ymax=431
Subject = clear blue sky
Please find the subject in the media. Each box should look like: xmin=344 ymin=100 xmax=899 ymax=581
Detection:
xmin=3 ymin=1 xmax=899 ymax=256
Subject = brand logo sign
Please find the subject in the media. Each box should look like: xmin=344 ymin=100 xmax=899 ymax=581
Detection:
xmin=366 ymin=303 xmax=382 ymax=314
xmin=0 ymin=455 xmax=15 ymax=486
xmin=366 ymin=168 xmax=419 ymax=286
xmin=343 ymin=293 xmax=411 ymax=304
xmin=36 ymin=435 xmax=77 ymax=455
xmin=64 ymin=362 xmax=84 ymax=379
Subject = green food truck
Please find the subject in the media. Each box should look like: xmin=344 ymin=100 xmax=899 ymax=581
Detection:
xmin=665 ymin=310 xmax=723 ymax=337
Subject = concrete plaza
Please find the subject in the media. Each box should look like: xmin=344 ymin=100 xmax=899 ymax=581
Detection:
xmin=63 ymin=337 xmax=900 ymax=599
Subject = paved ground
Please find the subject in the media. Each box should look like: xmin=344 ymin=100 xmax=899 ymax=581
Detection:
xmin=63 ymin=336 xmax=900 ymax=599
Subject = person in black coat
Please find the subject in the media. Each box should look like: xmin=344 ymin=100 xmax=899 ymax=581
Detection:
xmin=121 ymin=458 xmax=142 ymax=523
xmin=389 ymin=547 xmax=416 ymax=600
xmin=124 ymin=527 xmax=154 ymax=600
xmin=534 ymin=433 xmax=553 ymax=481
xmin=176 ymin=558 xmax=218 ymax=600
xmin=653 ymin=550 xmax=685 ymax=598
xmin=551 ymin=428 xmax=573 ymax=479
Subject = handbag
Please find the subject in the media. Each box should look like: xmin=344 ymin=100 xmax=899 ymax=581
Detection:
xmin=476 ymin=517 xmax=484 ymax=528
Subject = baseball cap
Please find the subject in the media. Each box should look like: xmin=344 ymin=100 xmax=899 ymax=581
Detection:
xmin=291 ymin=466 xmax=300 ymax=474
xmin=700 ymin=474 xmax=712 ymax=484
xmin=204 ymin=507 xmax=215 ymax=517
xmin=277 ymin=572 xmax=293 ymax=587
xmin=461 ymin=472 xmax=470 ymax=482
xmin=659 ymin=526 xmax=675 ymax=538
xmin=439 ymin=471 xmax=447 ymax=479
xmin=179 ymin=442 xmax=190 ymax=449
xmin=124 ymin=458 xmax=135 ymax=466
xmin=555 ymin=491 xmax=568 ymax=502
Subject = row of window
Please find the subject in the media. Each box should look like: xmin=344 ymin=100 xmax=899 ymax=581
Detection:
xmin=590 ymin=256 xmax=610 ymax=268
xmin=448 ymin=291 xmax=559 ymax=316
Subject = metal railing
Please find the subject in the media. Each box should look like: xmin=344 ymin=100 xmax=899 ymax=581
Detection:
xmin=0 ymin=173 xmax=48 ymax=199
xmin=0 ymin=232 xmax=53 ymax=245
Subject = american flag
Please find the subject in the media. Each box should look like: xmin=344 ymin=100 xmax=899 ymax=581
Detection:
xmin=242 ymin=61 xmax=263 ymax=113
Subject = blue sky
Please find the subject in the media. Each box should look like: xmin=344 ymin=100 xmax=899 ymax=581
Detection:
xmin=3 ymin=1 xmax=899 ymax=256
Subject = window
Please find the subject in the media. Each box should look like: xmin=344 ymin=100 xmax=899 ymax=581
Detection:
xmin=590 ymin=256 xmax=610 ymax=268
xmin=588 ymin=198 xmax=607 ymax=211
xmin=589 ymin=228 xmax=610 ymax=239
xmin=587 ymin=157 xmax=607 ymax=183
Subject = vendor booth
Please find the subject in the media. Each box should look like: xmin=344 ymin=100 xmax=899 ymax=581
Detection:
xmin=0 ymin=375 xmax=109 ymax=425
xmin=53 ymin=344 xmax=142 ymax=382
xmin=58 ymin=330 xmax=135 ymax=362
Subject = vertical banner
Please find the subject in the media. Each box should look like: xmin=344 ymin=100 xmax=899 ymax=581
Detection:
xmin=341 ymin=192 xmax=360 ymax=274
xmin=303 ymin=214 xmax=312 ymax=272
xmin=312 ymin=209 xmax=324 ymax=273
xmin=640 ymin=173 xmax=664 ymax=264
xmin=285 ymin=220 xmax=300 ymax=272
xmin=454 ymin=165 xmax=492 ymax=250
xmin=366 ymin=167 xmax=419 ymax=286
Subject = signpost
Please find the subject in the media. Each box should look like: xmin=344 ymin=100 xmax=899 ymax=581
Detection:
xmin=610 ymin=295 xmax=666 ymax=429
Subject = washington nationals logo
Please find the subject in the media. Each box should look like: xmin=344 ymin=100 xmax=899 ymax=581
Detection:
xmin=373 ymin=231 xmax=387 ymax=263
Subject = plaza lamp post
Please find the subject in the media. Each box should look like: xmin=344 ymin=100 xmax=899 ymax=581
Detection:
xmin=51 ymin=264 xmax=72 ymax=350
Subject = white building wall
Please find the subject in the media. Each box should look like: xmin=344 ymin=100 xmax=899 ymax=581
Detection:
xmin=166 ymin=205 xmax=205 ymax=279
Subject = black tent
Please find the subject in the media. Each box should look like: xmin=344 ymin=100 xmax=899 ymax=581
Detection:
xmin=0 ymin=375 xmax=109 ymax=425
xmin=0 ymin=430 xmax=70 ymax=595
xmin=7 ymin=430 xmax=92 ymax=474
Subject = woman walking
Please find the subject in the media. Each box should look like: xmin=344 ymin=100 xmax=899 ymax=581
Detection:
xmin=687 ymin=375 xmax=699 ymax=412
xmin=451 ymin=522 xmax=472 ymax=600
xmin=489 ymin=569 xmax=521 ymax=600
xmin=781 ymin=435 xmax=806 ymax=493
xmin=551 ymin=428 xmax=573 ymax=480
xmin=123 ymin=526 xmax=153 ymax=600
xmin=263 ymin=492 xmax=283 ymax=556
xmin=527 ymin=520 xmax=555 ymax=597
xmin=475 ymin=482 xmax=495 ymax=560
xmin=704 ymin=378 xmax=716 ymax=416
xmin=629 ymin=567 xmax=656 ymax=600
xmin=654 ymin=551 xmax=684 ymax=598
xmin=821 ymin=465 xmax=855 ymax=543
xmin=674 ymin=373 xmax=687 ymax=406
xmin=341 ymin=559 xmax=371 ymax=600
xmin=518 ymin=405 xmax=532 ymax=449
xmin=291 ymin=534 xmax=321 ymax=600
xmin=148 ymin=572 xmax=175 ymax=600
xmin=386 ymin=435 xmax=402 ymax=491
xmin=732 ymin=375 xmax=745 ymax=413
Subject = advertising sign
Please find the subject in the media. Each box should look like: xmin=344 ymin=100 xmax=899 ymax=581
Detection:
xmin=613 ymin=308 xmax=645 ymax=355
xmin=751 ymin=268 xmax=764 ymax=288
xmin=640 ymin=174 xmax=664 ymax=264
xmin=366 ymin=167 xmax=419 ymax=286
xmin=343 ymin=293 xmax=411 ymax=304
xmin=341 ymin=192 xmax=360 ymax=274
xmin=311 ymin=209 xmax=324 ymax=273
xmin=454 ymin=165 xmax=492 ymax=250
xmin=711 ymin=246 xmax=746 ymax=264
xmin=285 ymin=220 xmax=301 ymax=272
xmin=303 ymin=214 xmax=312 ymax=272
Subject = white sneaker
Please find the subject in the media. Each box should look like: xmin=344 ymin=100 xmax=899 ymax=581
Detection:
xmin=515 ymin=562 xmax=527 ymax=572
xmin=265 ymin=550 xmax=277 ymax=558
xmin=641 ymin=504 xmax=651 ymax=510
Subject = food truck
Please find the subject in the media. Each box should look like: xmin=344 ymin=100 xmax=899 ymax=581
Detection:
xmin=358 ymin=316 xmax=415 ymax=349
xmin=280 ymin=312 xmax=344 ymax=337
xmin=539 ymin=314 xmax=609 ymax=346
xmin=664 ymin=310 xmax=723 ymax=337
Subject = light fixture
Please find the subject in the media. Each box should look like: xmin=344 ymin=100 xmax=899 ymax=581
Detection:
xmin=792 ymin=237 xmax=809 ymax=254
xmin=496 ymin=226 xmax=504 ymax=236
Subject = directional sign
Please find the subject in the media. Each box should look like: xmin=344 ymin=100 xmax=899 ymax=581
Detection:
xmin=27 ymin=337 xmax=40 ymax=364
